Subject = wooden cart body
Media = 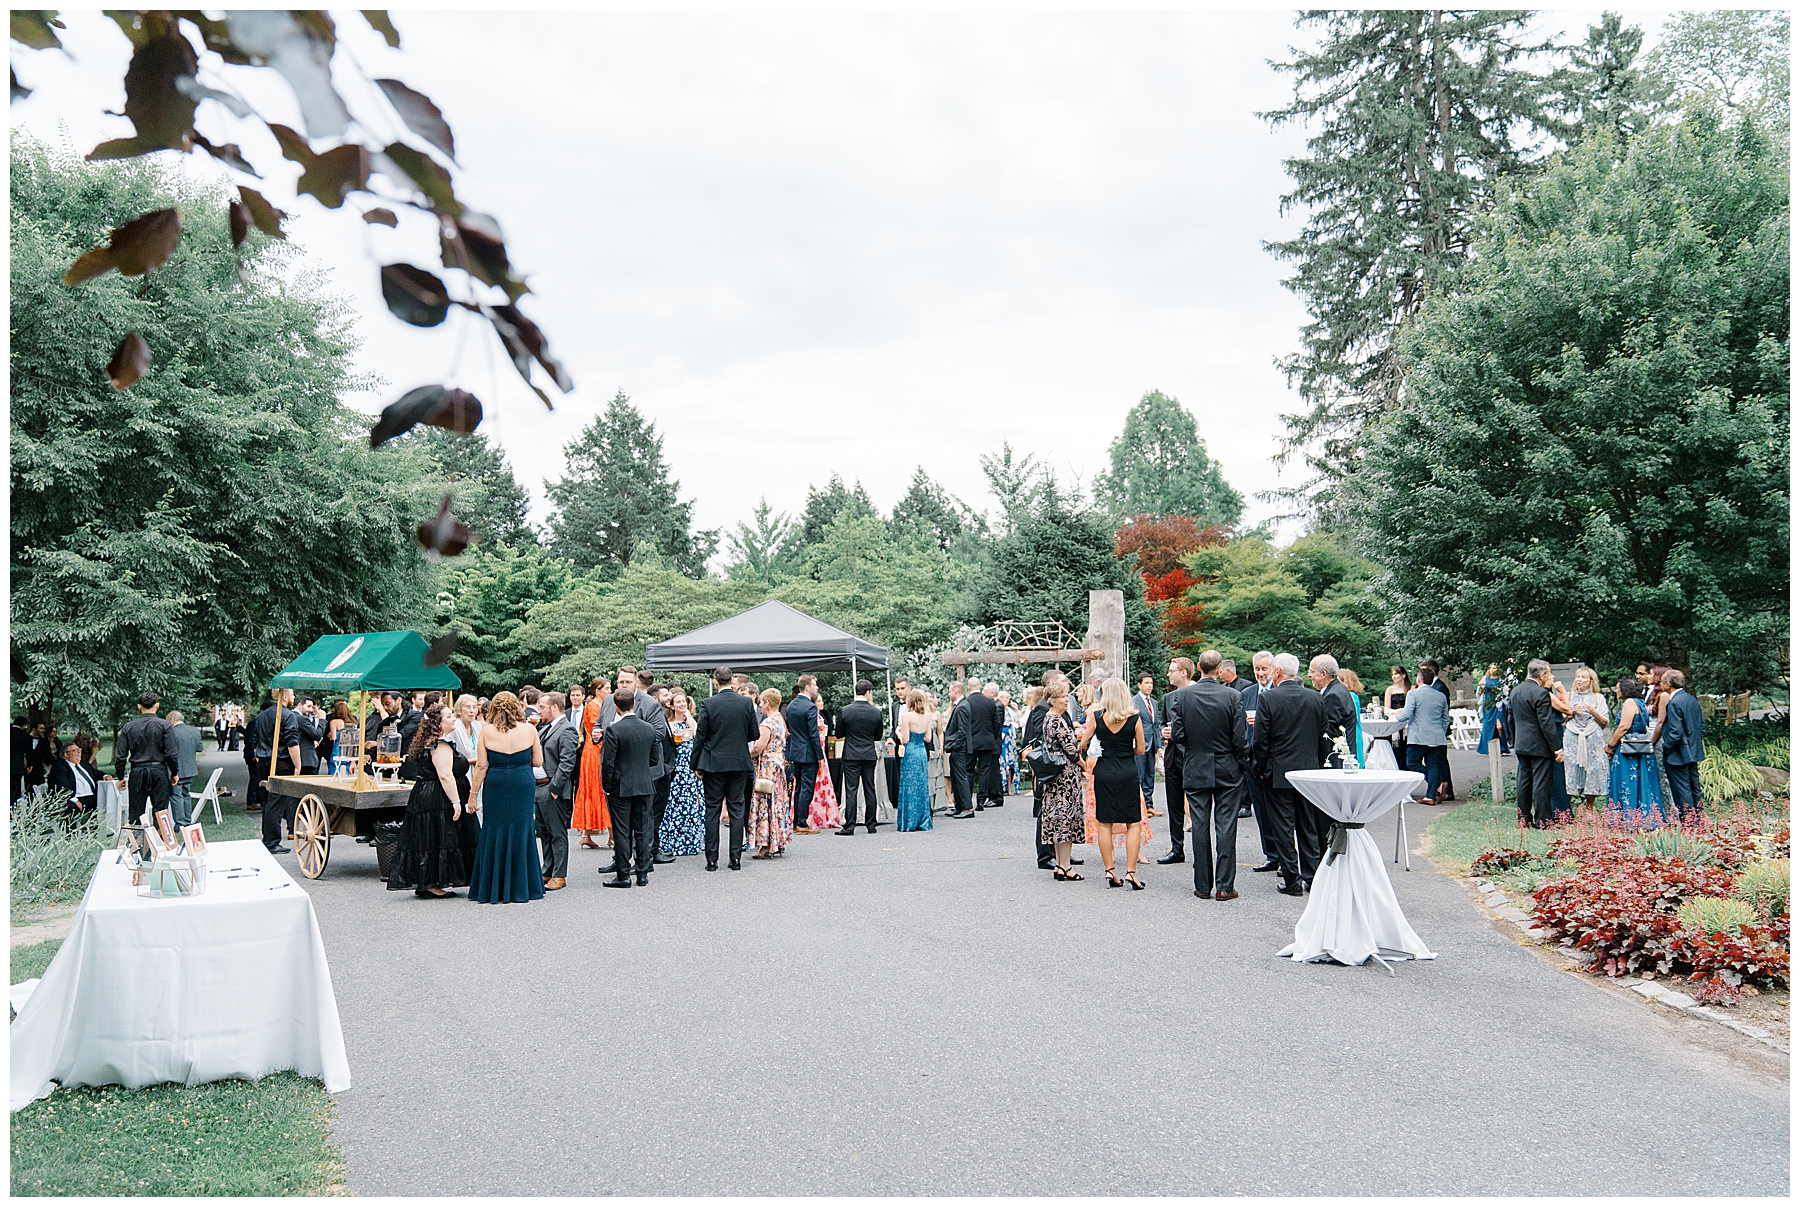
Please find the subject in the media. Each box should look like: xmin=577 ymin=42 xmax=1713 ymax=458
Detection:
xmin=263 ymin=774 xmax=413 ymax=879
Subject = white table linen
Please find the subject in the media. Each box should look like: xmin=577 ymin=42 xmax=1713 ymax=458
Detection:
xmin=96 ymin=780 xmax=126 ymax=834
xmin=1360 ymin=719 xmax=1401 ymax=770
xmin=1278 ymin=770 xmax=1436 ymax=969
xmin=10 ymin=840 xmax=350 ymax=1110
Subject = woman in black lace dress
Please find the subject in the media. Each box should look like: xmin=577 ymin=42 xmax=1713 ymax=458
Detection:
xmin=388 ymin=703 xmax=479 ymax=898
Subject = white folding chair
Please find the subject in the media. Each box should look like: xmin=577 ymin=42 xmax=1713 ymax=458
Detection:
xmin=189 ymin=766 xmax=224 ymax=825
xmin=1449 ymin=708 xmax=1481 ymax=750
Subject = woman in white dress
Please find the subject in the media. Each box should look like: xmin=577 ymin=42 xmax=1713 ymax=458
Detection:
xmin=1557 ymin=666 xmax=1611 ymax=810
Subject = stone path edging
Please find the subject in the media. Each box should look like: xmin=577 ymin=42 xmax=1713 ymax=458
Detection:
xmin=1468 ymin=874 xmax=1789 ymax=1055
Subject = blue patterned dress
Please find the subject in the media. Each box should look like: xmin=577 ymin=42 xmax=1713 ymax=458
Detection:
xmin=1608 ymin=704 xmax=1664 ymax=825
xmin=897 ymin=730 xmax=932 ymax=831
xmin=658 ymin=718 xmax=704 ymax=856
xmin=1000 ymin=711 xmax=1019 ymax=795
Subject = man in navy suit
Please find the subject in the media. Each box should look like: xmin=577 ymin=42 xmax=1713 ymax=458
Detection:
xmin=784 ymin=676 xmax=824 ymax=831
xmin=693 ymin=666 xmax=762 ymax=870
xmin=1659 ymin=670 xmax=1707 ymax=817
xmin=1133 ymin=672 xmax=1161 ymax=818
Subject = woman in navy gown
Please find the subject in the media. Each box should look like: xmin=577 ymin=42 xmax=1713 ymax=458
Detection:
xmin=467 ymin=691 xmax=544 ymax=903
xmin=896 ymin=688 xmax=934 ymax=832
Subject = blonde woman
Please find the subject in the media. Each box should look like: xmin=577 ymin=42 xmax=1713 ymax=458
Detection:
xmin=749 ymin=688 xmax=792 ymax=858
xmin=1559 ymin=666 xmax=1611 ymax=808
xmin=467 ymin=692 xmax=545 ymax=903
xmin=1077 ymin=677 xmax=1148 ymax=888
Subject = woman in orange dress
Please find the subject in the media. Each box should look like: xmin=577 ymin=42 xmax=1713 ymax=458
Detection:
xmin=572 ymin=676 xmax=610 ymax=849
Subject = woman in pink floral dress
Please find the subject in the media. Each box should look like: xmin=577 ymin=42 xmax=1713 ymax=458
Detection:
xmin=749 ymin=688 xmax=793 ymax=858
xmin=808 ymin=713 xmax=843 ymax=831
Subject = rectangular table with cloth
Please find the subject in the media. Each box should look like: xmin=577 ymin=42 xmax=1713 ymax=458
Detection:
xmin=10 ymin=840 xmax=350 ymax=1110
xmin=1277 ymin=769 xmax=1437 ymax=973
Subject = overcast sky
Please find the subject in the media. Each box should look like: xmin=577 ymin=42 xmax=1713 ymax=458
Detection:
xmin=11 ymin=7 xmax=1659 ymax=550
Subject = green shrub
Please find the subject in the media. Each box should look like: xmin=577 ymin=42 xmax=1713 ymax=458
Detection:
xmin=1631 ymin=827 xmax=1717 ymax=866
xmin=1676 ymin=896 xmax=1758 ymax=935
xmin=1731 ymin=858 xmax=1790 ymax=921
xmin=10 ymin=787 xmax=107 ymax=915
xmin=1699 ymin=747 xmax=1764 ymax=804
xmin=1467 ymin=772 xmax=1517 ymax=804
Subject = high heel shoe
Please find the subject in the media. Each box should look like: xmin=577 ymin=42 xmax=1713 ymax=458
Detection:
xmin=1125 ymin=871 xmax=1146 ymax=890
xmin=1106 ymin=869 xmax=1123 ymax=888
xmin=1053 ymin=866 xmax=1084 ymax=881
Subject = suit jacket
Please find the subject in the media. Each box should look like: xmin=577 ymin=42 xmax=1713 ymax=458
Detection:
xmin=542 ymin=714 xmax=584 ymax=796
xmin=1320 ymin=680 xmax=1358 ymax=745
xmin=47 ymin=758 xmax=98 ymax=808
xmin=965 ymin=693 xmax=1002 ymax=754
xmin=1508 ymin=680 xmax=1559 ymax=758
xmin=943 ymin=697 xmax=970 ymax=753
xmin=888 ymin=699 xmax=907 ymax=747
xmin=1022 ymin=701 xmax=1049 ymax=750
xmin=396 ymin=707 xmax=424 ymax=757
xmin=692 ymin=690 xmax=761 ymax=773
xmin=784 ymin=695 xmax=824 ymax=763
xmin=597 ymin=690 xmax=668 ymax=778
xmin=1238 ymin=679 xmax=1262 ymax=715
xmin=1391 ymin=684 xmax=1450 ymax=747
xmin=1252 ymin=679 xmax=1330 ymax=788
xmin=1134 ymin=692 xmax=1162 ymax=752
xmin=838 ymin=700 xmax=884 ymax=761
xmin=601 ymin=713 xmax=658 ymax=798
xmin=1660 ymin=689 xmax=1706 ymax=766
xmin=168 ymin=722 xmax=205 ymax=779
xmin=293 ymin=713 xmax=326 ymax=773
xmin=1171 ymin=678 xmax=1250 ymax=790
xmin=1160 ymin=688 xmax=1185 ymax=762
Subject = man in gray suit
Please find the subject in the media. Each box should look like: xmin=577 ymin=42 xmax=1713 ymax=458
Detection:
xmin=164 ymin=710 xmax=206 ymax=827
xmin=1170 ymin=650 xmax=1252 ymax=901
xmin=537 ymin=692 xmax=582 ymax=890
xmin=1508 ymin=659 xmax=1562 ymax=829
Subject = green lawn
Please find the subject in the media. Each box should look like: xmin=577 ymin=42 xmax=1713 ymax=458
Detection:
xmin=1420 ymin=797 xmax=1550 ymax=873
xmin=9 ymin=939 xmax=346 ymax=1196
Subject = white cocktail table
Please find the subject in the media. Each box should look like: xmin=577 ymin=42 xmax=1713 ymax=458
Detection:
xmin=1277 ymin=769 xmax=1436 ymax=973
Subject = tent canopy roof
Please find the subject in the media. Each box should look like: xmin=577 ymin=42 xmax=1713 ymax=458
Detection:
xmin=271 ymin=631 xmax=461 ymax=693
xmin=645 ymin=600 xmax=889 ymax=674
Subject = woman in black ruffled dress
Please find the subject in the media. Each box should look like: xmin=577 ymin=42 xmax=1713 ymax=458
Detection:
xmin=388 ymin=703 xmax=479 ymax=898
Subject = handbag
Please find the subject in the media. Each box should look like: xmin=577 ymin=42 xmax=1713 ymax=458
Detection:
xmin=754 ymin=776 xmax=776 ymax=796
xmin=1617 ymin=733 xmax=1654 ymax=757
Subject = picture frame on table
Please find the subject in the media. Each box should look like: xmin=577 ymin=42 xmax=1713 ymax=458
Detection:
xmin=114 ymin=822 xmax=144 ymax=854
xmin=180 ymin=823 xmax=206 ymax=854
xmin=155 ymin=809 xmax=177 ymax=848
xmin=142 ymin=824 xmax=169 ymax=857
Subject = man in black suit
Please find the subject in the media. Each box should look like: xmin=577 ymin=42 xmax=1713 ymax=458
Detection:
xmin=538 ymin=692 xmax=582 ymax=891
xmin=1171 ymin=650 xmax=1251 ymax=901
xmin=246 ymin=689 xmax=304 ymax=853
xmin=601 ymin=689 xmax=660 ymax=888
xmin=693 ymin=666 xmax=762 ymax=870
xmin=1252 ymin=653 xmax=1331 ymax=894
xmin=784 ymin=676 xmax=824 ymax=830
xmin=1133 ymin=672 xmax=1161 ymax=817
xmin=836 ymin=680 xmax=884 ymax=834
xmin=643 ymin=677 xmax=678 ymax=863
xmin=943 ymin=680 xmax=974 ymax=818
xmin=1219 ymin=660 xmax=1255 ymax=817
xmin=47 ymin=740 xmax=100 ymax=818
xmin=1509 ymin=658 xmax=1561 ymax=829
xmin=1157 ymin=657 xmax=1195 ymax=864
xmin=966 ymin=681 xmax=1004 ymax=810
xmin=1241 ymin=651 xmax=1283 ymax=872
xmin=1309 ymin=654 xmax=1358 ymax=768
xmin=884 ymin=676 xmax=911 ymax=807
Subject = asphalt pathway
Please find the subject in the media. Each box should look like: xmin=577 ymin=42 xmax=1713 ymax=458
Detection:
xmin=214 ymin=750 xmax=1786 ymax=1195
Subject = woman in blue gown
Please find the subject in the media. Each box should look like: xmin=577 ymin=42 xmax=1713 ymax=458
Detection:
xmin=467 ymin=691 xmax=545 ymax=903
xmin=1606 ymin=677 xmax=1664 ymax=827
xmin=658 ymin=688 xmax=704 ymax=856
xmin=895 ymin=688 xmax=933 ymax=832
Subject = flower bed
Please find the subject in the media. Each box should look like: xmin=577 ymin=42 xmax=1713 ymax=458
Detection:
xmin=1474 ymin=806 xmax=1789 ymax=1006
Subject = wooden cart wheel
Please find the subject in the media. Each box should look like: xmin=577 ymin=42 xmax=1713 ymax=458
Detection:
xmin=293 ymin=794 xmax=331 ymax=879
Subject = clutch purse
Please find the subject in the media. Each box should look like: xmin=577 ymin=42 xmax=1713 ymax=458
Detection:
xmin=1617 ymin=734 xmax=1654 ymax=757
xmin=754 ymin=776 xmax=776 ymax=795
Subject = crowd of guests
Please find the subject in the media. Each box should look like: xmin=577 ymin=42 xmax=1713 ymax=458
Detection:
xmin=10 ymin=699 xmax=206 ymax=827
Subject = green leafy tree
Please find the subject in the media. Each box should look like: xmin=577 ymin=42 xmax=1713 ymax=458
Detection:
xmin=724 ymin=497 xmax=799 ymax=585
xmin=889 ymin=466 xmax=985 ymax=553
xmin=9 ymin=138 xmax=440 ymax=728
xmin=545 ymin=391 xmax=718 ymax=580
xmin=777 ymin=510 xmax=967 ymax=657
xmin=978 ymin=441 xmax=1057 ymax=533
xmin=1351 ymin=115 xmax=1789 ymax=690
xmin=1546 ymin=12 xmax=1665 ymax=142
xmin=796 ymin=474 xmax=876 ymax=549
xmin=1262 ymin=10 xmax=1560 ymax=513
xmin=430 ymin=542 xmax=578 ymax=695
xmin=970 ymin=493 xmax=1165 ymax=679
xmin=1645 ymin=10 xmax=1789 ymax=128
xmin=404 ymin=427 xmax=536 ymax=547
xmin=1093 ymin=390 xmax=1243 ymax=526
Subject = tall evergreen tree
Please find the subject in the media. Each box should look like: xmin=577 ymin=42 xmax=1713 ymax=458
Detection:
xmin=1261 ymin=10 xmax=1560 ymax=513
xmin=796 ymin=474 xmax=876 ymax=549
xmin=545 ymin=391 xmax=718 ymax=580
xmin=1093 ymin=390 xmax=1243 ymax=526
xmin=724 ymin=498 xmax=799 ymax=585
xmin=1546 ymin=12 xmax=1664 ymax=142
xmin=889 ymin=466 xmax=984 ymax=553
xmin=407 ymin=427 xmax=537 ymax=547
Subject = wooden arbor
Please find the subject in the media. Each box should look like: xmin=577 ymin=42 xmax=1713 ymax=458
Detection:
xmin=941 ymin=620 xmax=1104 ymax=682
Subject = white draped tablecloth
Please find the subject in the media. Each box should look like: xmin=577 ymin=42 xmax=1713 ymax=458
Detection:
xmin=1360 ymin=719 xmax=1402 ymax=770
xmin=96 ymin=780 xmax=127 ymax=834
xmin=1278 ymin=769 xmax=1436 ymax=969
xmin=10 ymin=840 xmax=350 ymax=1110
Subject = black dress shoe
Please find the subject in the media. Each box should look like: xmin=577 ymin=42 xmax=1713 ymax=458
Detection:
xmin=1237 ymin=805 xmax=1254 ymax=818
xmin=1251 ymin=860 xmax=1281 ymax=873
xmin=865 ymin=825 xmax=877 ymax=834
xmin=1277 ymin=881 xmax=1306 ymax=897
xmin=1037 ymin=861 xmax=1055 ymax=870
xmin=706 ymin=860 xmax=718 ymax=871
xmin=602 ymin=876 xmax=633 ymax=889
xmin=837 ymin=827 xmax=857 ymax=836
xmin=1157 ymin=851 xmax=1185 ymax=865
xmin=635 ymin=874 xmax=649 ymax=886
xmin=950 ymin=809 xmax=975 ymax=819
xmin=728 ymin=859 xmax=741 ymax=870
xmin=654 ymin=853 xmax=675 ymax=864
xmin=268 ymin=844 xmax=291 ymax=854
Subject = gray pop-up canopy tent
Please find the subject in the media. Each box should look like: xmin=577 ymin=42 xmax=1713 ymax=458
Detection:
xmin=645 ymin=600 xmax=888 ymax=689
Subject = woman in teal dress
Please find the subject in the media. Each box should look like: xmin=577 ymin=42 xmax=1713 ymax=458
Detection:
xmin=467 ymin=692 xmax=545 ymax=903
xmin=1606 ymin=677 xmax=1663 ymax=827
xmin=896 ymin=688 xmax=933 ymax=832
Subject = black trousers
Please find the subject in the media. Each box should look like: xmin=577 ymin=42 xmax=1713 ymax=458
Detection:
xmin=948 ymin=750 xmax=974 ymax=813
xmin=1262 ymin=778 xmax=1303 ymax=886
xmin=246 ymin=753 xmax=266 ymax=808
xmin=1187 ymin=786 xmax=1241 ymax=896
xmin=971 ymin=749 xmax=1002 ymax=805
xmin=650 ymin=773 xmax=671 ymax=855
xmin=1164 ymin=755 xmax=1186 ymax=856
xmin=702 ymin=770 xmax=751 ymax=863
xmin=1034 ymin=775 xmax=1053 ymax=865
xmin=259 ymin=756 xmax=297 ymax=849
xmin=126 ymin=764 xmax=172 ymax=824
xmin=841 ymin=759 xmax=877 ymax=828
xmin=537 ymin=787 xmax=572 ymax=879
xmin=789 ymin=760 xmax=818 ymax=826
xmin=1249 ymin=771 xmax=1279 ymax=863
xmin=1295 ymin=790 xmax=1329 ymax=883
xmin=611 ymin=793 xmax=653 ymax=879
xmin=1516 ymin=753 xmax=1557 ymax=828
xmin=884 ymin=754 xmax=901 ymax=807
